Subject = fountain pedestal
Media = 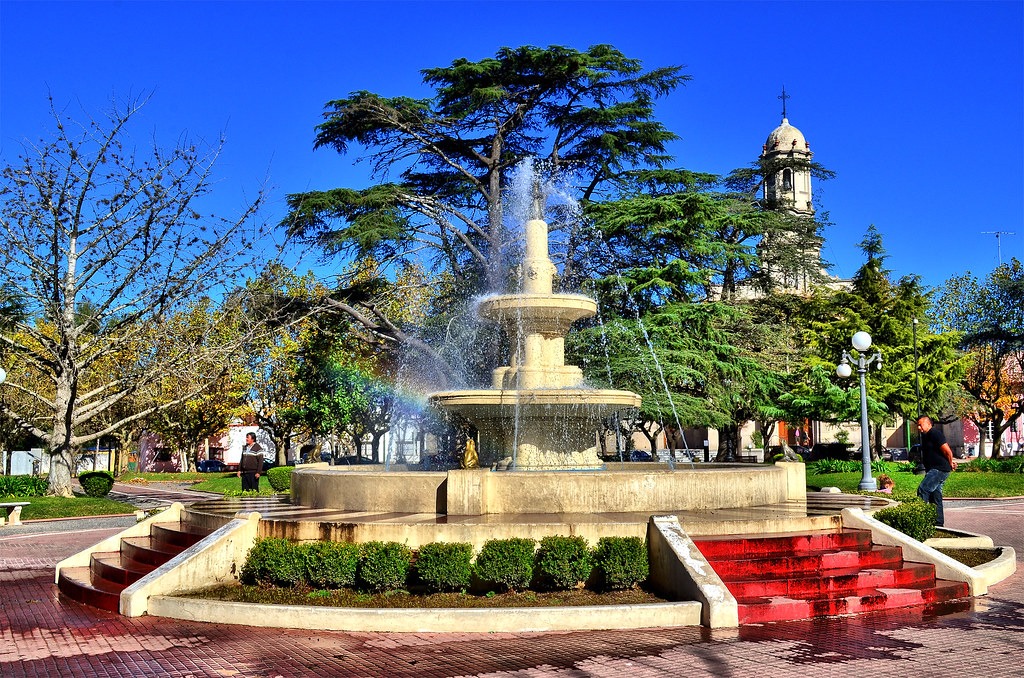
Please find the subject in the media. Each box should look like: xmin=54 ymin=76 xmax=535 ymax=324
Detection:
xmin=429 ymin=218 xmax=641 ymax=469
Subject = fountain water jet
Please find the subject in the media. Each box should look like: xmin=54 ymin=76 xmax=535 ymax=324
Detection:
xmin=427 ymin=182 xmax=641 ymax=469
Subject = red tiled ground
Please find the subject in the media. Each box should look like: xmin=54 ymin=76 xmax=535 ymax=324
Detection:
xmin=1 ymin=500 xmax=1022 ymax=677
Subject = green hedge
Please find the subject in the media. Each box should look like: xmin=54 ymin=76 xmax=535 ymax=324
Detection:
xmin=358 ymin=541 xmax=413 ymax=592
xmin=474 ymin=538 xmax=536 ymax=592
xmin=415 ymin=541 xmax=473 ymax=592
xmin=960 ymin=456 xmax=1024 ymax=473
xmin=873 ymin=501 xmax=937 ymax=542
xmin=237 ymin=534 xmax=652 ymax=596
xmin=241 ymin=538 xmax=305 ymax=587
xmin=535 ymin=535 xmax=593 ymax=591
xmin=593 ymin=536 xmax=649 ymax=591
xmin=0 ymin=475 xmax=48 ymax=497
xmin=300 ymin=541 xmax=359 ymax=589
xmin=267 ymin=466 xmax=295 ymax=492
xmin=78 ymin=471 xmax=115 ymax=498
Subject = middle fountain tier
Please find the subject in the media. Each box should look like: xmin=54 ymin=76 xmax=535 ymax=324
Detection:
xmin=429 ymin=214 xmax=642 ymax=470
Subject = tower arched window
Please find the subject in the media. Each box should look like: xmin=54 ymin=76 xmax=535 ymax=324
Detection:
xmin=782 ymin=168 xmax=793 ymax=191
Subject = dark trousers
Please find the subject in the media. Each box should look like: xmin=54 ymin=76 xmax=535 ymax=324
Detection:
xmin=241 ymin=472 xmax=259 ymax=491
xmin=917 ymin=469 xmax=950 ymax=526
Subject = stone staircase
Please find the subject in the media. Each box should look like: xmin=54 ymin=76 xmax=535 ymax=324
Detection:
xmin=693 ymin=528 xmax=970 ymax=624
xmin=57 ymin=520 xmax=212 ymax=612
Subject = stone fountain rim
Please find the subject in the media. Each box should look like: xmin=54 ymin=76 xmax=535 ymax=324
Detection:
xmin=427 ymin=388 xmax=643 ymax=407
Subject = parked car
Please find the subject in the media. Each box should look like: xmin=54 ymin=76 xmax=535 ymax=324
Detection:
xmin=629 ymin=451 xmax=653 ymax=462
xmin=807 ymin=443 xmax=855 ymax=461
xmin=884 ymin=447 xmax=909 ymax=461
xmin=197 ymin=459 xmax=227 ymax=473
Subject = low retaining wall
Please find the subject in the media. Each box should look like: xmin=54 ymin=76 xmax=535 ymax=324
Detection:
xmin=148 ymin=596 xmax=701 ymax=633
xmin=292 ymin=462 xmax=805 ymax=516
xmin=648 ymin=515 xmax=738 ymax=628
xmin=121 ymin=512 xmax=262 ymax=617
xmin=841 ymin=508 xmax=992 ymax=595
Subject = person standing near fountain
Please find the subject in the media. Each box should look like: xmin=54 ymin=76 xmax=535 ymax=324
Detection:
xmin=916 ymin=415 xmax=957 ymax=526
xmin=238 ymin=432 xmax=265 ymax=491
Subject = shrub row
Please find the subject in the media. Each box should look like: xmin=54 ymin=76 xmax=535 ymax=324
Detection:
xmin=872 ymin=500 xmax=937 ymax=542
xmin=808 ymin=458 xmax=892 ymax=475
xmin=0 ymin=474 xmax=48 ymax=497
xmin=959 ymin=456 xmax=1024 ymax=474
xmin=241 ymin=535 xmax=648 ymax=595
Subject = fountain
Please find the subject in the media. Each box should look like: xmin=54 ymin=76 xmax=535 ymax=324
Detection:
xmin=290 ymin=169 xmax=804 ymax=520
xmin=427 ymin=186 xmax=641 ymax=469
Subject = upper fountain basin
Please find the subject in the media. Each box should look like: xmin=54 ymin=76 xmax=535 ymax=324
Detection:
xmin=477 ymin=293 xmax=597 ymax=330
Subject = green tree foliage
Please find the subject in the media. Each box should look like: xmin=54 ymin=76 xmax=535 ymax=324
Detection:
xmin=283 ymin=45 xmax=687 ymax=384
xmin=937 ymin=260 xmax=1024 ymax=457
xmin=789 ymin=226 xmax=963 ymax=454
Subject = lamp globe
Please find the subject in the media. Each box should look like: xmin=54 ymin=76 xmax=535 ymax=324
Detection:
xmin=851 ymin=331 xmax=873 ymax=352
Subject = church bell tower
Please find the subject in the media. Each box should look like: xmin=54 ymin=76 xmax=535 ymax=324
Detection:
xmin=761 ymin=87 xmax=814 ymax=216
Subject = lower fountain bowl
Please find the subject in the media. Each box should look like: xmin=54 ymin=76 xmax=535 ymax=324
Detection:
xmin=428 ymin=388 xmax=642 ymax=468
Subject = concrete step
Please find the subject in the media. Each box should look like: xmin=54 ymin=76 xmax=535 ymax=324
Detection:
xmin=736 ymin=580 xmax=971 ymax=624
xmin=694 ymin=528 xmax=871 ymax=558
xmin=57 ymin=566 xmax=122 ymax=613
xmin=90 ymin=551 xmax=156 ymax=586
xmin=120 ymin=535 xmax=183 ymax=566
xmin=151 ymin=521 xmax=211 ymax=550
xmin=707 ymin=544 xmax=904 ymax=579
xmin=726 ymin=562 xmax=936 ymax=599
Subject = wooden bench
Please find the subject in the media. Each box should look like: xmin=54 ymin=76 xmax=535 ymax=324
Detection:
xmin=0 ymin=502 xmax=30 ymax=526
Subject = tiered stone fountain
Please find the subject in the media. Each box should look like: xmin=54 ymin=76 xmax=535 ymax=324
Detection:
xmin=290 ymin=177 xmax=803 ymax=518
xmin=428 ymin=200 xmax=641 ymax=469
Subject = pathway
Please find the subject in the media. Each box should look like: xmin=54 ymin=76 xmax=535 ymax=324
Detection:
xmin=0 ymin=499 xmax=1020 ymax=677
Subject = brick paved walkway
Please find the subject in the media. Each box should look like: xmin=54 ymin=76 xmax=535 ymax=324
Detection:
xmin=1 ymin=501 xmax=1021 ymax=677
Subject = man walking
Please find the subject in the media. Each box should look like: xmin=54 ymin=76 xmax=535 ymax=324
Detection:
xmin=238 ymin=432 xmax=264 ymax=491
xmin=916 ymin=416 xmax=957 ymax=526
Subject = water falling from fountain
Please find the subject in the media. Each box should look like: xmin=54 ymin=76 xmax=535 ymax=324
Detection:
xmin=428 ymin=161 xmax=642 ymax=470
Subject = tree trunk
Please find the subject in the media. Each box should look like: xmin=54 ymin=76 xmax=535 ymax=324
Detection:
xmin=48 ymin=378 xmax=76 ymax=497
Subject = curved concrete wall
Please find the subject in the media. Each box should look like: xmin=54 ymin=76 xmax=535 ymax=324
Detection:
xmin=291 ymin=463 xmax=803 ymax=516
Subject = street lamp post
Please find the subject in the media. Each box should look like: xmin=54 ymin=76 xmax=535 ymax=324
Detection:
xmin=837 ymin=331 xmax=882 ymax=491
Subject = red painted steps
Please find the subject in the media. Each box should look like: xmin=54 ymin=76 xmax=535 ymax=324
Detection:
xmin=58 ymin=519 xmax=211 ymax=613
xmin=693 ymin=528 xmax=970 ymax=624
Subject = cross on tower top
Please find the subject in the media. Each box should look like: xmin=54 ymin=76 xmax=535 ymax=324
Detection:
xmin=779 ymin=86 xmax=790 ymax=120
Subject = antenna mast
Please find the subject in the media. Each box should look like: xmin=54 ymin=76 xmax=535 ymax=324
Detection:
xmin=981 ymin=231 xmax=1016 ymax=266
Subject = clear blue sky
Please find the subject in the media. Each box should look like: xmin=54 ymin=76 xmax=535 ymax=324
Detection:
xmin=2 ymin=1 xmax=1021 ymax=290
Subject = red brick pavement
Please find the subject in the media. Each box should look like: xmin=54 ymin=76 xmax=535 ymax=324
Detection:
xmin=1 ymin=502 xmax=1022 ymax=677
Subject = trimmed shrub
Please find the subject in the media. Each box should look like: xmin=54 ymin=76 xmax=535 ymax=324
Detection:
xmin=240 ymin=538 xmax=304 ymax=587
xmin=358 ymin=541 xmax=412 ymax=592
xmin=474 ymin=537 xmax=536 ymax=591
xmin=0 ymin=474 xmax=48 ymax=497
xmin=873 ymin=501 xmax=937 ymax=542
xmin=771 ymin=452 xmax=803 ymax=463
xmin=298 ymin=540 xmax=360 ymax=589
xmin=535 ymin=535 xmax=593 ymax=591
xmin=78 ymin=471 xmax=115 ymax=497
xmin=415 ymin=542 xmax=474 ymax=592
xmin=593 ymin=536 xmax=648 ymax=590
xmin=961 ymin=456 xmax=1024 ymax=474
xmin=267 ymin=466 xmax=295 ymax=492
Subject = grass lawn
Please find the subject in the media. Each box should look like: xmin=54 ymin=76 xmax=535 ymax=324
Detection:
xmin=117 ymin=471 xmax=210 ymax=483
xmin=116 ymin=471 xmax=276 ymax=495
xmin=8 ymin=494 xmax=139 ymax=520
xmin=190 ymin=473 xmax=274 ymax=495
xmin=808 ymin=466 xmax=1024 ymax=499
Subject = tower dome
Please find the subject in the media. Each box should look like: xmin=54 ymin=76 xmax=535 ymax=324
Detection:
xmin=764 ymin=118 xmax=809 ymax=153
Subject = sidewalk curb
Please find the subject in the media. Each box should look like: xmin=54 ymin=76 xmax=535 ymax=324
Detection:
xmin=23 ymin=513 xmax=138 ymax=524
